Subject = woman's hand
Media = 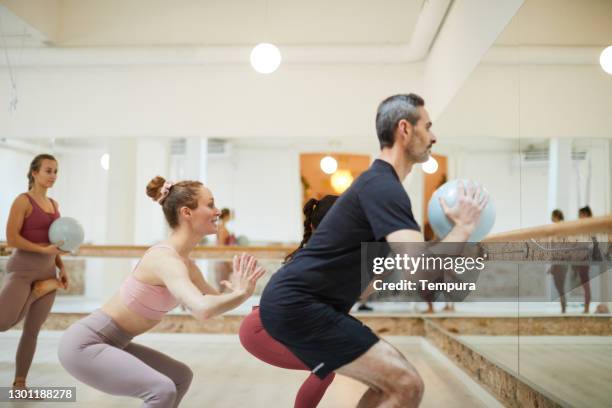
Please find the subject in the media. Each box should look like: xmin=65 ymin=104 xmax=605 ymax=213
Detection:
xmin=40 ymin=243 xmax=68 ymax=256
xmin=221 ymin=253 xmax=266 ymax=296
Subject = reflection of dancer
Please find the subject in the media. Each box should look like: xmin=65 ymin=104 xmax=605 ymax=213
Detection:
xmin=550 ymin=207 xmax=595 ymax=314
xmin=572 ymin=206 xmax=593 ymax=313
xmin=214 ymin=208 xmax=236 ymax=292
xmin=240 ymin=195 xmax=337 ymax=408
xmin=58 ymin=177 xmax=265 ymax=407
xmin=549 ymin=209 xmax=569 ymax=313
xmin=0 ymin=154 xmax=68 ymax=392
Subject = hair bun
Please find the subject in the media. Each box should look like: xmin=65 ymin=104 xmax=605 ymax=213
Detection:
xmin=146 ymin=176 xmax=166 ymax=201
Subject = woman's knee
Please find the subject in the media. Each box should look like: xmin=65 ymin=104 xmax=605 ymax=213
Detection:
xmin=178 ymin=363 xmax=194 ymax=388
xmin=149 ymin=377 xmax=178 ymax=405
xmin=0 ymin=315 xmax=16 ymax=331
xmin=322 ymin=372 xmax=335 ymax=386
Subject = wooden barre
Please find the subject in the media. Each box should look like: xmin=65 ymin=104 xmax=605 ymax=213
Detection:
xmin=483 ymin=215 xmax=612 ymax=242
xmin=0 ymin=244 xmax=296 ymax=259
xmin=1 ymin=215 xmax=609 ymax=258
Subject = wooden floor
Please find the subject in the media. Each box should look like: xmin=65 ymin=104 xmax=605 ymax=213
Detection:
xmin=461 ymin=335 xmax=612 ymax=408
xmin=0 ymin=331 xmax=500 ymax=408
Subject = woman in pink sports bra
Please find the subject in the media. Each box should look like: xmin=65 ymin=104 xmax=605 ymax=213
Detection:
xmin=0 ymin=153 xmax=68 ymax=392
xmin=58 ymin=175 xmax=265 ymax=408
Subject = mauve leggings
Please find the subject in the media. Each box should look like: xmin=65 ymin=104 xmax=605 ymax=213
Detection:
xmin=58 ymin=310 xmax=193 ymax=408
xmin=0 ymin=250 xmax=57 ymax=379
xmin=239 ymin=307 xmax=335 ymax=408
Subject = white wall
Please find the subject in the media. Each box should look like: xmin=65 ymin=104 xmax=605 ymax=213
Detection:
xmin=0 ymin=64 xmax=422 ymax=140
xmin=133 ymin=138 xmax=170 ymax=244
xmin=207 ymin=144 xmax=302 ymax=243
xmin=404 ymin=165 xmax=424 ymax=227
xmin=0 ymin=146 xmax=33 ymax=240
xmin=454 ymin=141 xmax=610 ymax=233
xmin=52 ymin=150 xmax=108 ymax=243
xmin=2 ymin=62 xmax=610 ymax=142
xmin=436 ymin=63 xmax=612 ymax=141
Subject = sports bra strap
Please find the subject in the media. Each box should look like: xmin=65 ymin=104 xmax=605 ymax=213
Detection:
xmin=133 ymin=244 xmax=182 ymax=271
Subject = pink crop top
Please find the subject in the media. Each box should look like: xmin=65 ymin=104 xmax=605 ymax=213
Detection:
xmin=120 ymin=245 xmax=180 ymax=321
xmin=21 ymin=194 xmax=60 ymax=244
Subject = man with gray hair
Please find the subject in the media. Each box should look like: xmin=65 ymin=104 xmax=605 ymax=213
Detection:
xmin=260 ymin=94 xmax=487 ymax=407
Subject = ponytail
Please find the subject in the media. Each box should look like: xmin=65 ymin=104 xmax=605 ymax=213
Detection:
xmin=284 ymin=195 xmax=339 ymax=263
xmin=285 ymin=198 xmax=319 ymax=263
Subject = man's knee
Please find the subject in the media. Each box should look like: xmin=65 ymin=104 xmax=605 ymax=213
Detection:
xmin=392 ymin=368 xmax=424 ymax=404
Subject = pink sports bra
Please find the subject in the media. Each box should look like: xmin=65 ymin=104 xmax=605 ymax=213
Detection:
xmin=120 ymin=245 xmax=180 ymax=321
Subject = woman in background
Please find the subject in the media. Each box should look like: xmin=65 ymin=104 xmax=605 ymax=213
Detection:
xmin=0 ymin=153 xmax=68 ymax=391
xmin=572 ymin=206 xmax=593 ymax=313
xmin=239 ymin=195 xmax=338 ymax=408
xmin=214 ymin=208 xmax=236 ymax=292
xmin=549 ymin=209 xmax=569 ymax=313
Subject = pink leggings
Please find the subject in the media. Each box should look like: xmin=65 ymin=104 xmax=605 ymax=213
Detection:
xmin=239 ymin=307 xmax=335 ymax=408
xmin=58 ymin=310 xmax=193 ymax=408
xmin=0 ymin=250 xmax=57 ymax=379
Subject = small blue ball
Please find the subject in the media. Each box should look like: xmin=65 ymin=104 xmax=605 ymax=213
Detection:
xmin=427 ymin=179 xmax=495 ymax=242
xmin=49 ymin=217 xmax=85 ymax=252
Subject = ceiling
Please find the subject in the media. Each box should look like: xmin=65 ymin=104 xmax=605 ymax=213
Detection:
xmin=495 ymin=0 xmax=612 ymax=46
xmin=3 ymin=0 xmax=612 ymax=50
xmin=2 ymin=0 xmax=611 ymax=61
xmin=1 ymin=0 xmax=425 ymax=47
xmin=0 ymin=5 xmax=45 ymax=47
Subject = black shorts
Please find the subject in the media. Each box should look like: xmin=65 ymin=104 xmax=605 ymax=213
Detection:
xmin=259 ymin=301 xmax=379 ymax=379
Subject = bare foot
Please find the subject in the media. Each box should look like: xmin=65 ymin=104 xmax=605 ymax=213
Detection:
xmin=32 ymin=278 xmax=61 ymax=300
xmin=12 ymin=377 xmax=26 ymax=389
xmin=12 ymin=379 xmax=43 ymax=400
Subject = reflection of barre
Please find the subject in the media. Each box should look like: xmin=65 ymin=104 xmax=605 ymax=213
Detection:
xmin=528 ymin=238 xmax=592 ymax=252
xmin=480 ymin=241 xmax=608 ymax=262
xmin=483 ymin=215 xmax=612 ymax=242
xmin=481 ymin=244 xmax=528 ymax=257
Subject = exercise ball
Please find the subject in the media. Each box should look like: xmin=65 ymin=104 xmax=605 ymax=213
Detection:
xmin=49 ymin=217 xmax=85 ymax=252
xmin=427 ymin=179 xmax=495 ymax=242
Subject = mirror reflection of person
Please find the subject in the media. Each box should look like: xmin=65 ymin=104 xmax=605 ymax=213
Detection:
xmin=549 ymin=209 xmax=569 ymax=313
xmin=572 ymin=206 xmax=593 ymax=314
xmin=550 ymin=206 xmax=595 ymax=314
xmin=214 ymin=208 xmax=236 ymax=292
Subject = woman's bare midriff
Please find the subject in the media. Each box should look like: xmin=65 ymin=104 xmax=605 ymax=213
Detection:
xmin=100 ymin=293 xmax=161 ymax=336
